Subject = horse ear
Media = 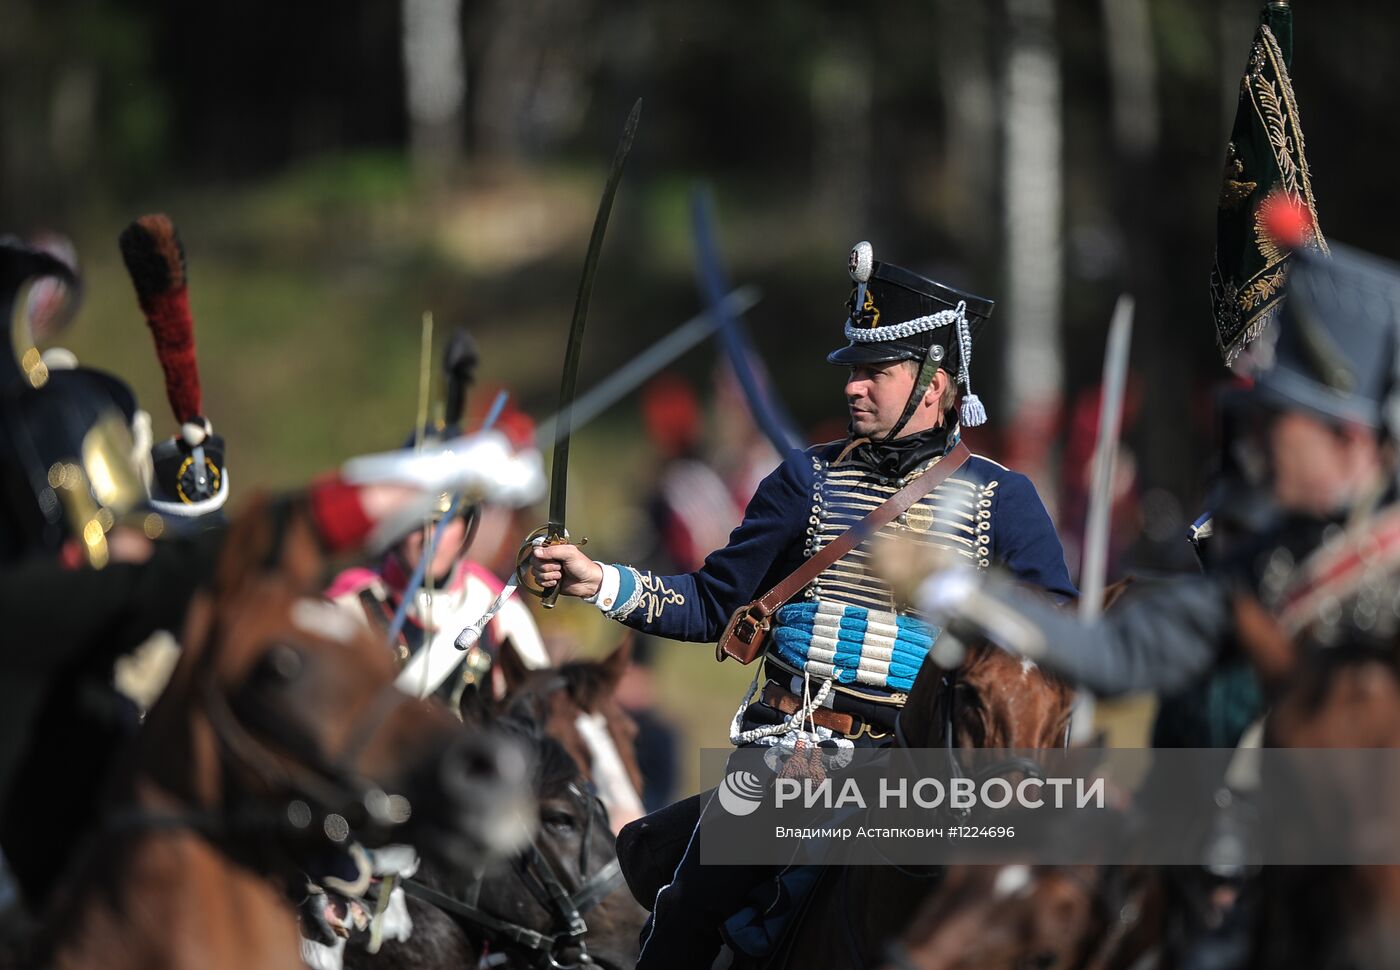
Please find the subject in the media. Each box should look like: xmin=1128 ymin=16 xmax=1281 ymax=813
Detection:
xmin=496 ymin=637 xmax=532 ymax=695
xmin=141 ymin=590 xmax=216 ymax=726
xmin=1233 ymin=593 xmax=1299 ymax=690
xmin=600 ymin=634 xmax=633 ymax=691
xmin=213 ymin=492 xmax=327 ymax=596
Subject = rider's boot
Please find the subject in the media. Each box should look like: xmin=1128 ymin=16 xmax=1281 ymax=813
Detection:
xmin=635 ymin=790 xmax=772 ymax=970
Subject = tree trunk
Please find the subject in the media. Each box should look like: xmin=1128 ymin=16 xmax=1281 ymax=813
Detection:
xmin=937 ymin=0 xmax=998 ymax=257
xmin=1000 ymin=0 xmax=1064 ymax=498
xmin=402 ymin=0 xmax=466 ymax=185
xmin=810 ymin=44 xmax=873 ymax=232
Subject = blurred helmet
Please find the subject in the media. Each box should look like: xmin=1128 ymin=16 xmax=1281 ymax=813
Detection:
xmin=1242 ymin=241 xmax=1400 ymax=434
xmin=0 ymin=238 xmax=147 ymax=565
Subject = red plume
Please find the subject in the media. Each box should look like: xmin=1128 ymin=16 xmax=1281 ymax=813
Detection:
xmin=119 ymin=214 xmax=202 ymax=425
xmin=1258 ymin=190 xmax=1313 ymax=252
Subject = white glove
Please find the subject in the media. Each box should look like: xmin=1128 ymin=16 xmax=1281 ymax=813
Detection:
xmin=915 ymin=565 xmax=980 ymax=617
xmin=341 ymin=431 xmax=547 ymax=551
xmin=917 ymin=566 xmax=1048 ymax=661
xmin=341 ymin=431 xmax=545 ymax=507
xmin=489 ymin=446 xmax=547 ymax=508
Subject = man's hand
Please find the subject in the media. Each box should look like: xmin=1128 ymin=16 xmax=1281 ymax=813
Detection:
xmin=530 ymin=543 xmax=604 ymax=599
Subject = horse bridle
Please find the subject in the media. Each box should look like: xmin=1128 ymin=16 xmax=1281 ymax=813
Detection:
xmin=404 ymin=779 xmax=624 ymax=968
xmin=200 ymin=651 xmax=419 ymax=837
xmin=893 ymin=674 xmax=1053 ymax=811
xmin=403 ymin=674 xmax=625 ymax=968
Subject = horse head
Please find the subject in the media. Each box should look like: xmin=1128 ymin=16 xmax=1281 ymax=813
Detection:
xmin=898 ymin=578 xmax=1138 ymax=752
xmin=496 ymin=636 xmax=645 ymax=831
xmin=888 ymin=863 xmax=1158 ymax=970
xmin=138 ymin=493 xmax=535 ymax=877
xmin=485 ymin=717 xmax=646 ymax=970
xmin=358 ymin=678 xmax=648 ymax=970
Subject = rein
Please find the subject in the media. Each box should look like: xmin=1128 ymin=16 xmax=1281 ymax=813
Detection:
xmin=199 ymin=651 xmax=419 ymax=835
xmin=408 ymin=672 xmax=624 ymax=968
xmin=893 ymin=674 xmax=1050 ymax=815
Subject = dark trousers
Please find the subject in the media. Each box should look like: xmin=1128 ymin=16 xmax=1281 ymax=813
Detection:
xmin=619 ymin=788 xmax=774 ymax=970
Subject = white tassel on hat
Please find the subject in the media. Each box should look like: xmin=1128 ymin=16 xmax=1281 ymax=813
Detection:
xmin=955 ymin=306 xmax=987 ymax=427
xmin=180 ymin=417 xmax=212 ymax=447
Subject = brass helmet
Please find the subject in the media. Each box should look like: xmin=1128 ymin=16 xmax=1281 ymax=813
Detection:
xmin=0 ymin=238 xmax=146 ymax=565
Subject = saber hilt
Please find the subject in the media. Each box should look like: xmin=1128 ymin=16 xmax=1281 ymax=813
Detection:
xmin=515 ymin=525 xmax=588 ymax=608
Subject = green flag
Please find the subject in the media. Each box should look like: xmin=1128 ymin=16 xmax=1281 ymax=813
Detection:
xmin=1209 ymin=1 xmax=1327 ymax=365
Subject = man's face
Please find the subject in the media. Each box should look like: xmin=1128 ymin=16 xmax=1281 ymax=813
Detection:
xmin=845 ymin=361 xmax=917 ymax=438
xmin=1265 ymin=409 xmax=1380 ymax=516
xmin=398 ymin=515 xmax=469 ymax=582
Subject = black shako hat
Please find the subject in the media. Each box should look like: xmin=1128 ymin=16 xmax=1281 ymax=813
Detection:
xmin=1243 ymin=240 xmax=1400 ymax=434
xmin=826 ymin=241 xmax=995 ymax=428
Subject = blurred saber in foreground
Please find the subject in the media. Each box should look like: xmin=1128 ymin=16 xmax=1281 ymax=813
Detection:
xmin=1068 ymin=294 xmax=1133 ymax=743
xmin=534 ymin=285 xmax=761 ymax=446
xmin=690 ymin=185 xmax=804 ymax=459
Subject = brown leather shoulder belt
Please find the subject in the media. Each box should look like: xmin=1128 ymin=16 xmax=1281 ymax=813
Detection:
xmin=716 ymin=440 xmax=972 ymax=664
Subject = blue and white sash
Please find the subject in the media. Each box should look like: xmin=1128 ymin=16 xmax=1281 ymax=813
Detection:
xmin=770 ymin=600 xmax=938 ymax=693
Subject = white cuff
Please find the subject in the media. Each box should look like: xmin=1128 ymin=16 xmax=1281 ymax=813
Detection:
xmin=585 ymin=563 xmax=623 ymax=612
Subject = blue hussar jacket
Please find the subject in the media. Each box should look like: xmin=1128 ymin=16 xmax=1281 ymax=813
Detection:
xmin=597 ymin=439 xmax=1075 ymax=649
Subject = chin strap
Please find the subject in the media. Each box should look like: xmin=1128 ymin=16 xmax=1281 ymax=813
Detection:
xmin=882 ymin=300 xmax=987 ymax=441
xmin=883 ymin=343 xmax=946 ymax=442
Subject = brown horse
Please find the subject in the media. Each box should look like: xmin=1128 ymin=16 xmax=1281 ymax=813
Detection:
xmin=770 ymin=639 xmax=1075 ymax=968
xmin=28 ymin=495 xmax=533 ymax=970
xmin=339 ymin=639 xmax=649 ymax=970
xmin=1234 ymin=595 xmax=1400 ymax=969
xmin=767 ymin=580 xmax=1137 ymax=970
xmin=496 ymin=637 xmax=646 ymax=832
xmin=884 ymin=863 xmax=1163 ymax=970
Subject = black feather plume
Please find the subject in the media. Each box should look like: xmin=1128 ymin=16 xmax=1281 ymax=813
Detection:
xmin=442 ymin=328 xmax=478 ymax=430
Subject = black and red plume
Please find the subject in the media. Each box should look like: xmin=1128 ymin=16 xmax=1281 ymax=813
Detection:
xmin=119 ymin=214 xmax=201 ymax=426
xmin=442 ymin=327 xmax=479 ymax=430
xmin=120 ymin=215 xmax=227 ymax=518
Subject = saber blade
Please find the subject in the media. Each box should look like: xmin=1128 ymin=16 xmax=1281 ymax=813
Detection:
xmin=1079 ymin=294 xmax=1135 ymax=623
xmin=541 ymin=97 xmax=642 ymax=606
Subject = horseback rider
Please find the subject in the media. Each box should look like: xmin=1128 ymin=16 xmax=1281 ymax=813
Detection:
xmin=529 ymin=242 xmax=1075 ymax=968
xmin=326 ymin=419 xmax=551 ymax=700
xmin=326 ymin=334 xmax=551 ymax=702
xmin=918 ymin=239 xmax=1400 ymax=723
xmin=917 ymin=239 xmax=1400 ymax=970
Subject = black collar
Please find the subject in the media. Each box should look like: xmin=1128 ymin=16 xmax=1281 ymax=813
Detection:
xmin=844 ymin=421 xmax=958 ymax=479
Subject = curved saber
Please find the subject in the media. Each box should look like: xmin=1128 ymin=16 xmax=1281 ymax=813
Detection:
xmin=1079 ymin=294 xmax=1134 ymax=623
xmin=689 ymin=185 xmax=804 ymax=458
xmin=534 ymin=98 xmax=643 ymax=608
xmin=1067 ymin=295 xmax=1133 ymax=744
